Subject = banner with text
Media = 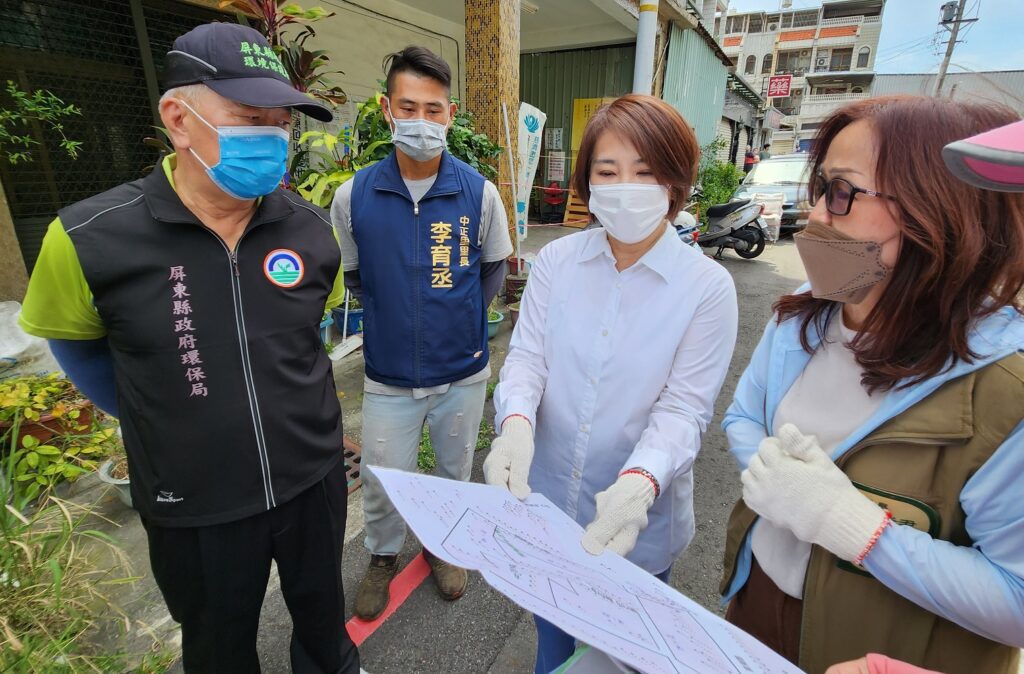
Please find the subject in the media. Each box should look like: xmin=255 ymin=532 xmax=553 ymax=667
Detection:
xmin=516 ymin=102 xmax=547 ymax=242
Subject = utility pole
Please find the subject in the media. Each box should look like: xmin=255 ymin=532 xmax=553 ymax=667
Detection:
xmin=633 ymin=1 xmax=660 ymax=95
xmin=933 ymin=0 xmax=976 ymax=97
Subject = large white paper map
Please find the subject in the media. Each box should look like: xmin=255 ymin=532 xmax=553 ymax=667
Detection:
xmin=371 ymin=467 xmax=803 ymax=674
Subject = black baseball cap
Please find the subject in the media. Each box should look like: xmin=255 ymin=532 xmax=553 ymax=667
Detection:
xmin=162 ymin=23 xmax=332 ymax=122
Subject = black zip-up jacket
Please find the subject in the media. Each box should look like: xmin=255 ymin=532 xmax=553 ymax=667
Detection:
xmin=58 ymin=163 xmax=345 ymax=526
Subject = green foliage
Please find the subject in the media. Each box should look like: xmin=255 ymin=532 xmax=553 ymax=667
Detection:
xmin=221 ymin=1 xmax=346 ymax=105
xmin=417 ymin=417 xmax=497 ymax=471
xmin=0 ymin=417 xmax=142 ymax=671
xmin=293 ymin=86 xmax=503 ymax=208
xmin=446 ymin=100 xmax=503 ymax=180
xmin=417 ymin=427 xmax=436 ymax=472
xmin=0 ymin=373 xmax=82 ymax=424
xmin=0 ymin=80 xmax=82 ymax=165
xmin=0 ymin=374 xmax=117 ymax=502
xmin=486 ymin=380 xmax=497 ymax=401
xmin=475 ymin=420 xmax=495 ymax=451
xmin=10 ymin=430 xmax=115 ymax=504
xmin=695 ymin=138 xmax=744 ymax=226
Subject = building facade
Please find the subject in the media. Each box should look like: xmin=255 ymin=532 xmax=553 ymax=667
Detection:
xmin=717 ymin=0 xmax=885 ymax=153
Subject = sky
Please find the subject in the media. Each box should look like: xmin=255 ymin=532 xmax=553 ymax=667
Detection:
xmin=723 ymin=0 xmax=1024 ymax=74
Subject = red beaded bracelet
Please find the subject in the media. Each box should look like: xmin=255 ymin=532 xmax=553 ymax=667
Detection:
xmin=854 ymin=510 xmax=893 ymax=566
xmin=501 ymin=414 xmax=532 ymax=430
xmin=620 ymin=467 xmax=661 ymax=499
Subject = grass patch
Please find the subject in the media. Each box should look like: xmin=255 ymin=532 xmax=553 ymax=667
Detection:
xmin=416 ymin=418 xmax=498 ymax=473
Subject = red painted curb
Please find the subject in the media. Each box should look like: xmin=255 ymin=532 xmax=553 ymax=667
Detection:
xmin=345 ymin=553 xmax=432 ymax=647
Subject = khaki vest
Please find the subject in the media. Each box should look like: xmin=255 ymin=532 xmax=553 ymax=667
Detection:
xmin=720 ymin=354 xmax=1024 ymax=674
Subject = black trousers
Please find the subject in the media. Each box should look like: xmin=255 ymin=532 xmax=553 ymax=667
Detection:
xmin=142 ymin=459 xmax=360 ymax=673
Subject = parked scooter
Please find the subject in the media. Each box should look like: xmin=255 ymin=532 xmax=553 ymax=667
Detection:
xmin=689 ymin=189 xmax=769 ymax=260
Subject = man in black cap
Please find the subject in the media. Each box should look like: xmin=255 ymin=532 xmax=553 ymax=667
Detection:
xmin=19 ymin=23 xmax=361 ymax=673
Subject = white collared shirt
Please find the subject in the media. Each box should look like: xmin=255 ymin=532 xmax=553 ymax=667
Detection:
xmin=495 ymin=226 xmax=738 ymax=572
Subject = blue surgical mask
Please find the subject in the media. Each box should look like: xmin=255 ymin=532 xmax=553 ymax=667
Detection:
xmin=179 ymin=99 xmax=289 ymax=200
xmin=385 ymin=98 xmax=448 ymax=162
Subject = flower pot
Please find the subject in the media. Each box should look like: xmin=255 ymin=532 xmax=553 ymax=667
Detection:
xmin=331 ymin=307 xmax=364 ymax=336
xmin=505 ymin=274 xmax=528 ymax=303
xmin=487 ymin=311 xmax=504 ymax=340
xmin=508 ymin=302 xmax=521 ymax=328
xmin=0 ymin=403 xmax=94 ymax=449
xmin=98 ymin=458 xmax=133 ymax=509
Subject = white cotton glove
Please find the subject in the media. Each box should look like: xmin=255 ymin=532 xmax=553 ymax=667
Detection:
xmin=741 ymin=423 xmax=889 ymax=563
xmin=581 ymin=472 xmax=657 ymax=557
xmin=483 ymin=416 xmax=535 ymax=500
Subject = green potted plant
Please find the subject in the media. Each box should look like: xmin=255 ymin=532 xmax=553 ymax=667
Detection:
xmin=487 ymin=301 xmax=504 ymax=340
xmin=0 ymin=373 xmax=94 ymax=447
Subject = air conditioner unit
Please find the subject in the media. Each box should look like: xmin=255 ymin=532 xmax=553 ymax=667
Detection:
xmin=800 ymin=49 xmax=810 ymax=56
xmin=815 ymin=57 xmax=828 ymax=67
xmin=768 ymin=23 xmax=778 ymax=31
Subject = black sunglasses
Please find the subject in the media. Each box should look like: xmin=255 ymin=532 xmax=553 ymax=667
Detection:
xmin=810 ymin=173 xmax=896 ymax=216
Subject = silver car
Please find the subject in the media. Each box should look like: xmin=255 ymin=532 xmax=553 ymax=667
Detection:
xmin=732 ymin=153 xmax=812 ymax=234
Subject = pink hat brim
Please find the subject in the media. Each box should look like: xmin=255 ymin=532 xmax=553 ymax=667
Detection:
xmin=942 ymin=119 xmax=1024 ymax=192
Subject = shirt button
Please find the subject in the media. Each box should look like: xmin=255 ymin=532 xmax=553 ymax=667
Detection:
xmin=602 ymin=329 xmax=608 ymax=337
xmin=590 ymin=377 xmax=598 ymax=386
xmin=580 ymin=423 xmax=590 ymax=433
xmin=572 ymin=469 xmax=582 ymax=479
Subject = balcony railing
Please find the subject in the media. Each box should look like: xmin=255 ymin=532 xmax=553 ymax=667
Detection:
xmin=804 ymin=93 xmax=869 ymax=104
xmin=800 ymin=93 xmax=869 ymax=119
xmin=819 ymin=16 xmax=864 ymax=27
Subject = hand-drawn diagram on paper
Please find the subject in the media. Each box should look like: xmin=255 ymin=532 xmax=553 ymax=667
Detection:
xmin=371 ymin=467 xmax=804 ymax=674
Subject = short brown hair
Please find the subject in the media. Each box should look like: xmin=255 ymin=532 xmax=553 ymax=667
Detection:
xmin=775 ymin=95 xmax=1024 ymax=392
xmin=571 ymin=95 xmax=699 ymax=222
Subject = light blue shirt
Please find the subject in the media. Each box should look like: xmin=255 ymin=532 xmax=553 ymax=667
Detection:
xmin=495 ymin=227 xmax=738 ymax=573
xmin=722 ymin=297 xmax=1024 ymax=647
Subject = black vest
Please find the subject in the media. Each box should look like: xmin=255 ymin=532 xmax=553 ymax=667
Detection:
xmin=60 ymin=164 xmax=343 ymax=526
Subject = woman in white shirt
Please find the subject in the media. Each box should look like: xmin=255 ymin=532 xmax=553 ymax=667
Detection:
xmin=483 ymin=94 xmax=739 ymax=673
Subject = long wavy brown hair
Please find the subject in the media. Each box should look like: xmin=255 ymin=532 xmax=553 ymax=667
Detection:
xmin=775 ymin=95 xmax=1024 ymax=392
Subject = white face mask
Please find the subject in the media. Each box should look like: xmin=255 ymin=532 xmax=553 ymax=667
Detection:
xmin=385 ymin=98 xmax=448 ymax=162
xmin=588 ymin=184 xmax=670 ymax=244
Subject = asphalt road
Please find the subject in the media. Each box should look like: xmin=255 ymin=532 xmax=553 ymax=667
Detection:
xmin=243 ymin=230 xmax=811 ymax=674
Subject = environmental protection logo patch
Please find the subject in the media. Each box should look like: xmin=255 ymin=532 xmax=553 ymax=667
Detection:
xmin=263 ymin=249 xmax=304 ymax=288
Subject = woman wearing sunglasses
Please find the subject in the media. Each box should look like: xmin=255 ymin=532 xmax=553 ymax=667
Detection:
xmin=719 ymin=95 xmax=1024 ymax=674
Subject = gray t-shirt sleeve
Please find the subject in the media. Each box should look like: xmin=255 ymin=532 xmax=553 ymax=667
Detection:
xmin=480 ymin=180 xmax=515 ymax=263
xmin=330 ymin=178 xmax=359 ymax=271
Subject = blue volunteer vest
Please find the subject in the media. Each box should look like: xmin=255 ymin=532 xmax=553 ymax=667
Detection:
xmin=350 ymin=151 xmax=488 ymax=388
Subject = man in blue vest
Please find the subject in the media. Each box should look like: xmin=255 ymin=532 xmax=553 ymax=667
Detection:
xmin=332 ymin=46 xmax=512 ymax=620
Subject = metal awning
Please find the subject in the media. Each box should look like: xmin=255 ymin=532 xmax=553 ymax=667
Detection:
xmin=727 ymin=72 xmax=765 ymax=106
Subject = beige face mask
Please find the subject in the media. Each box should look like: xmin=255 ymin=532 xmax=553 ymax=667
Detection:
xmin=794 ymin=221 xmax=892 ymax=304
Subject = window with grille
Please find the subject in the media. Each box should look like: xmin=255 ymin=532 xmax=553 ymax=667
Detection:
xmin=747 ymin=16 xmax=763 ymax=33
xmin=744 ymin=56 xmax=756 ymax=75
xmin=761 ymin=53 xmax=773 ymax=74
xmin=0 ymin=0 xmax=230 ymax=271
